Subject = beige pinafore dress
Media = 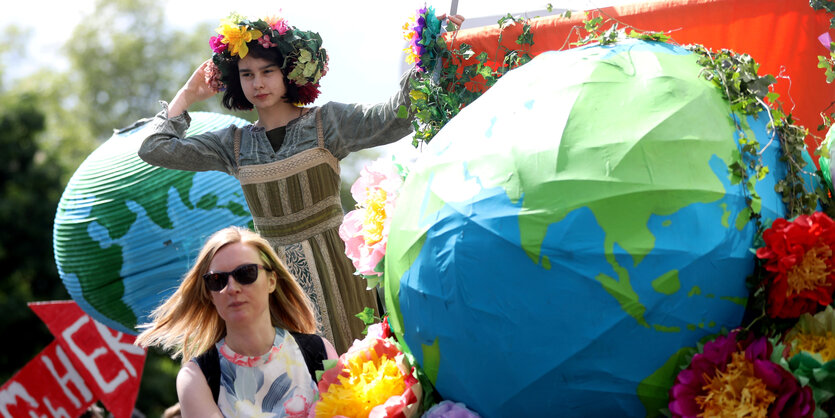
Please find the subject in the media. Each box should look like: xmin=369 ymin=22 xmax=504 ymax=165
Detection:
xmin=233 ymin=109 xmax=378 ymax=353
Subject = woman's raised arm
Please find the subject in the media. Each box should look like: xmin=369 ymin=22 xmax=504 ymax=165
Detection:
xmin=169 ymin=60 xmax=219 ymax=117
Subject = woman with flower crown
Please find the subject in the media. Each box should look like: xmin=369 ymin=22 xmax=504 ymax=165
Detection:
xmin=138 ymin=12 xmax=463 ymax=355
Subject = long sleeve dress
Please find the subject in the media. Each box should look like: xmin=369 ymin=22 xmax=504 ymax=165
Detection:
xmin=138 ymin=73 xmax=414 ymax=353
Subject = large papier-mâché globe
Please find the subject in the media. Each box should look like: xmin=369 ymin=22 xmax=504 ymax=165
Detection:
xmin=53 ymin=112 xmax=252 ymax=334
xmin=384 ymin=41 xmax=797 ymax=416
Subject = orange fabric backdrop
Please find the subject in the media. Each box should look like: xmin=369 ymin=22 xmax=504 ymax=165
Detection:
xmin=449 ymin=0 xmax=834 ymax=153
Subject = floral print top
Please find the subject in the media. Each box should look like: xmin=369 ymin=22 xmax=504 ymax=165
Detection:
xmin=214 ymin=327 xmax=317 ymax=417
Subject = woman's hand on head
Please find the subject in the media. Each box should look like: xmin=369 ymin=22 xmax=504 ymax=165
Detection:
xmin=169 ymin=60 xmax=218 ymax=117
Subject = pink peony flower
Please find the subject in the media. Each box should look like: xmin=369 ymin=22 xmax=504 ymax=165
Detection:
xmin=272 ymin=19 xmax=290 ymax=35
xmin=668 ymin=331 xmax=815 ymax=418
xmin=339 ymin=158 xmax=406 ymax=278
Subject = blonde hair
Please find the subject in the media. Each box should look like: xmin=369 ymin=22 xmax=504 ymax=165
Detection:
xmin=135 ymin=226 xmax=317 ymax=363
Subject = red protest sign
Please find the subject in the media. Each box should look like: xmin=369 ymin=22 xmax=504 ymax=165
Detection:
xmin=0 ymin=340 xmax=95 ymax=418
xmin=0 ymin=301 xmax=146 ymax=418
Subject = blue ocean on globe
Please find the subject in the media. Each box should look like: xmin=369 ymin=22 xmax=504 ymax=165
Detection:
xmin=383 ymin=40 xmax=811 ymax=416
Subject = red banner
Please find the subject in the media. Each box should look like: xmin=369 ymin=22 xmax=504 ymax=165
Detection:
xmin=451 ymin=0 xmax=835 ymax=154
xmin=0 ymin=301 xmax=146 ymax=418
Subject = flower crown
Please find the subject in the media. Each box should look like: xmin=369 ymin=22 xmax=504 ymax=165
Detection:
xmin=206 ymin=13 xmax=328 ymax=105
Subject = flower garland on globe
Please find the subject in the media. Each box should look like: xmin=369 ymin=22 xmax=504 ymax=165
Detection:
xmin=205 ymin=13 xmax=328 ymax=105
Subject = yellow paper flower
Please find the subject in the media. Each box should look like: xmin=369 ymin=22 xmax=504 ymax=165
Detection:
xmin=362 ymin=188 xmax=388 ymax=246
xmin=696 ymin=352 xmax=776 ymax=416
xmin=217 ymin=21 xmax=262 ymax=58
xmin=315 ymin=350 xmax=407 ymax=417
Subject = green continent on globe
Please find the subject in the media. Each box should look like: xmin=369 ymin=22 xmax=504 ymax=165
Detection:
xmin=56 ymin=156 xmax=196 ymax=329
xmin=390 ymin=49 xmax=740 ymax=329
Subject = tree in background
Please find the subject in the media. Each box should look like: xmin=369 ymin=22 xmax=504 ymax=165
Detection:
xmin=1 ymin=0 xmax=382 ymax=414
xmin=65 ymin=0 xmax=237 ymax=140
xmin=0 ymin=90 xmax=71 ymax=382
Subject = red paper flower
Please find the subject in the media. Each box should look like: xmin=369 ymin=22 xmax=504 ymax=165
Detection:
xmin=756 ymin=212 xmax=835 ymax=319
xmin=669 ymin=331 xmax=815 ymax=418
xmin=295 ymin=82 xmax=321 ymax=105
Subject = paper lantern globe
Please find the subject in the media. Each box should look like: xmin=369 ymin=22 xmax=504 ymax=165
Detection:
xmin=53 ymin=112 xmax=252 ymax=334
xmin=384 ymin=40 xmax=811 ymax=416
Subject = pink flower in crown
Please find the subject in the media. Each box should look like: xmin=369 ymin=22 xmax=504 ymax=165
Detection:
xmin=265 ymin=15 xmax=291 ymax=35
xmin=209 ymin=35 xmax=227 ymax=53
xmin=258 ymin=35 xmax=278 ymax=48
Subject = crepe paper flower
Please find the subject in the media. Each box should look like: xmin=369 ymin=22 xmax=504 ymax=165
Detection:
xmin=217 ymin=21 xmax=263 ymax=58
xmin=779 ymin=306 xmax=835 ymax=416
xmin=755 ymin=212 xmax=835 ymax=319
xmin=786 ymin=306 xmax=835 ymax=363
xmin=339 ymin=159 xmax=407 ymax=279
xmin=295 ymin=81 xmax=322 ymax=105
xmin=313 ymin=337 xmax=422 ymax=418
xmin=402 ymin=6 xmax=443 ymax=72
xmin=669 ymin=330 xmax=815 ymax=418
xmin=422 ymin=400 xmax=481 ymax=418
xmin=265 ymin=15 xmax=291 ymax=35
xmin=209 ymin=35 xmax=227 ymax=53
xmin=205 ymin=61 xmax=225 ymax=93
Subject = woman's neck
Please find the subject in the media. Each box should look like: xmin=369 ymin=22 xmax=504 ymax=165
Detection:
xmin=255 ymin=103 xmax=304 ymax=131
xmin=223 ymin=318 xmax=276 ymax=357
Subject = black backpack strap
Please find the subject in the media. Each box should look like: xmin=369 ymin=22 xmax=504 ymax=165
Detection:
xmin=289 ymin=332 xmax=328 ymax=382
xmin=194 ymin=345 xmax=221 ymax=403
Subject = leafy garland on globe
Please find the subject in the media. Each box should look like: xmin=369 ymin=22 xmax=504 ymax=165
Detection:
xmin=405 ymin=7 xmax=825 ymax=222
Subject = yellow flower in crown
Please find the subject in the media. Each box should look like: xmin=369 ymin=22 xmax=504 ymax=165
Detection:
xmin=217 ymin=19 xmax=263 ymax=58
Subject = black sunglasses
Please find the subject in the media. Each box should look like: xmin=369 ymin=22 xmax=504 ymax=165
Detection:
xmin=202 ymin=263 xmax=270 ymax=292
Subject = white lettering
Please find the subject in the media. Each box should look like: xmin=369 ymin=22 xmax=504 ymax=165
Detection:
xmin=0 ymin=382 xmax=41 ymax=418
xmin=41 ymin=346 xmax=92 ymax=408
xmin=62 ymin=315 xmax=128 ymax=393
xmin=42 ymin=397 xmax=70 ymax=418
xmin=94 ymin=321 xmax=144 ymax=378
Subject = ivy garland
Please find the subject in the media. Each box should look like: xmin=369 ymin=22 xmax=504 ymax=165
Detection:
xmin=408 ymin=10 xmax=826 ymax=220
xmin=407 ymin=14 xmax=534 ymax=146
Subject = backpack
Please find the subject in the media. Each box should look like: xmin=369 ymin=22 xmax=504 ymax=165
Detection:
xmin=194 ymin=331 xmax=327 ymax=402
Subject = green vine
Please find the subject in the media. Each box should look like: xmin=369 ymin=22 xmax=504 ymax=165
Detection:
xmin=409 ymin=12 xmax=824 ymax=220
xmin=811 ymin=0 xmax=835 ymax=130
xmin=407 ymin=14 xmax=534 ymax=145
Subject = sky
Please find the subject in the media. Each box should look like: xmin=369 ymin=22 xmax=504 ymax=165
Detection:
xmin=1 ymin=0 xmax=649 ymax=162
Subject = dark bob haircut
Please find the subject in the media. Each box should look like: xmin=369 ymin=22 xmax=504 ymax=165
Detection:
xmin=220 ymin=43 xmax=301 ymax=110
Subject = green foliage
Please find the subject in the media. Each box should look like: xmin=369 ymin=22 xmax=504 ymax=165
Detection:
xmin=407 ymin=14 xmax=535 ymax=145
xmin=810 ymin=0 xmax=835 ymax=28
xmin=0 ymin=91 xmax=71 ymax=382
xmin=688 ymin=44 xmax=822 ymax=225
xmin=64 ymin=0 xmax=224 ymax=140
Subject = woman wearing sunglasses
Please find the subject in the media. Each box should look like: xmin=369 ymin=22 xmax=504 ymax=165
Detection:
xmin=138 ymin=12 xmax=464 ymax=354
xmin=136 ymin=226 xmax=337 ymax=417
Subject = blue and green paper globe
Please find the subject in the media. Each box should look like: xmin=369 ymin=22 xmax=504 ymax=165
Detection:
xmin=384 ymin=40 xmax=800 ymax=416
xmin=53 ymin=112 xmax=252 ymax=334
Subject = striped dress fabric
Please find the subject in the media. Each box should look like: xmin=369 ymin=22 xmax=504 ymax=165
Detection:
xmin=235 ymin=110 xmax=379 ymax=353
